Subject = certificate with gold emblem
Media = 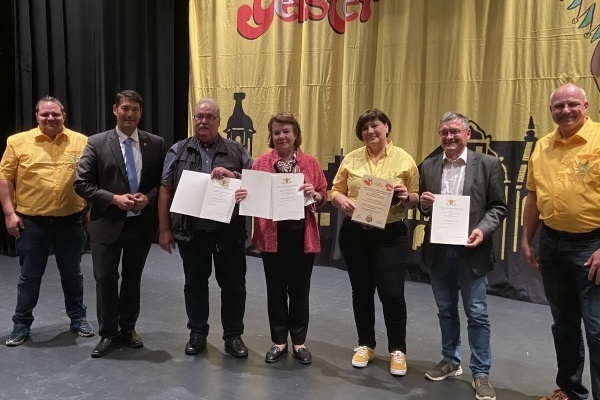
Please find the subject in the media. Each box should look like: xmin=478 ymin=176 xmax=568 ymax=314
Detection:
xmin=430 ymin=195 xmax=470 ymax=245
xmin=351 ymin=175 xmax=395 ymax=229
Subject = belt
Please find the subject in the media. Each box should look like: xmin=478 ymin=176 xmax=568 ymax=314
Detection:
xmin=543 ymin=224 xmax=600 ymax=241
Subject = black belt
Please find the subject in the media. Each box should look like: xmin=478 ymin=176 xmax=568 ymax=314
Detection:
xmin=543 ymin=224 xmax=600 ymax=241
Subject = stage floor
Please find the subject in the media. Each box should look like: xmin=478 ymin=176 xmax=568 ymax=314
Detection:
xmin=0 ymin=245 xmax=591 ymax=400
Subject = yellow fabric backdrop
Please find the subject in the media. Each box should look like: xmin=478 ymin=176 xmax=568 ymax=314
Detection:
xmin=189 ymin=0 xmax=600 ymax=303
xmin=189 ymin=0 xmax=599 ymax=164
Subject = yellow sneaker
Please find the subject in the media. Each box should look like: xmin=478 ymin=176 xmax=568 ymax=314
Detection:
xmin=389 ymin=350 xmax=407 ymax=376
xmin=351 ymin=346 xmax=375 ymax=367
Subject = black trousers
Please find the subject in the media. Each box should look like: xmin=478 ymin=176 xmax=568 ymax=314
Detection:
xmin=91 ymin=217 xmax=151 ymax=338
xmin=177 ymin=230 xmax=247 ymax=340
xmin=339 ymin=218 xmax=408 ymax=353
xmin=261 ymin=228 xmax=314 ymax=346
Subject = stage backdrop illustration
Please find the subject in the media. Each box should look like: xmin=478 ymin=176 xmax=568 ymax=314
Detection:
xmin=188 ymin=0 xmax=600 ymax=304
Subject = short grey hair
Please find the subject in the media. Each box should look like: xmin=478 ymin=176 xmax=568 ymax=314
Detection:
xmin=438 ymin=111 xmax=469 ymax=130
xmin=195 ymin=98 xmax=220 ymax=118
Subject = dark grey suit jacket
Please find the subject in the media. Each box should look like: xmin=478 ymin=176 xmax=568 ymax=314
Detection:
xmin=419 ymin=149 xmax=508 ymax=276
xmin=74 ymin=129 xmax=166 ymax=245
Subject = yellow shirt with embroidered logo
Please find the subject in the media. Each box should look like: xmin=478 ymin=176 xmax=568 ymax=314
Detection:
xmin=0 ymin=127 xmax=87 ymax=216
xmin=331 ymin=140 xmax=420 ymax=224
xmin=526 ymin=118 xmax=600 ymax=233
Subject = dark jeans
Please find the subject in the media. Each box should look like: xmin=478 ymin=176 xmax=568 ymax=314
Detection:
xmin=91 ymin=217 xmax=151 ymax=338
xmin=539 ymin=225 xmax=600 ymax=400
xmin=177 ymin=230 xmax=247 ymax=340
xmin=430 ymin=245 xmax=491 ymax=377
xmin=13 ymin=212 xmax=86 ymax=327
xmin=339 ymin=218 xmax=408 ymax=353
xmin=262 ymin=228 xmax=314 ymax=346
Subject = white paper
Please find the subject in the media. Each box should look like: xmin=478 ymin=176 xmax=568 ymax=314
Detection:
xmin=271 ymin=173 xmax=305 ymax=221
xmin=239 ymin=171 xmax=305 ymax=221
xmin=430 ymin=194 xmax=470 ymax=245
xmin=169 ymin=170 xmax=210 ymax=218
xmin=199 ymin=177 xmax=241 ymax=223
xmin=239 ymin=170 xmax=273 ymax=219
xmin=170 ymin=170 xmax=240 ymax=223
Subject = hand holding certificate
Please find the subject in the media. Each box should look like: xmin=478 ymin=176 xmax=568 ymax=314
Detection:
xmin=351 ymin=175 xmax=395 ymax=229
xmin=170 ymin=170 xmax=241 ymax=223
xmin=430 ymin=194 xmax=470 ymax=245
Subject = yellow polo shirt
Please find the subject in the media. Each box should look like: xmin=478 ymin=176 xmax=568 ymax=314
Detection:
xmin=0 ymin=127 xmax=87 ymax=216
xmin=526 ymin=118 xmax=600 ymax=233
xmin=331 ymin=140 xmax=420 ymax=224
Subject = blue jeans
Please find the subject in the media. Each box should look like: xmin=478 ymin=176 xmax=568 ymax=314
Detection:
xmin=13 ymin=213 xmax=87 ymax=327
xmin=430 ymin=245 xmax=491 ymax=377
xmin=539 ymin=225 xmax=600 ymax=400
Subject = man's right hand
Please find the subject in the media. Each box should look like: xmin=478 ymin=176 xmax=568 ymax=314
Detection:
xmin=5 ymin=213 xmax=24 ymax=239
xmin=112 ymin=194 xmax=136 ymax=210
xmin=159 ymin=229 xmax=176 ymax=254
xmin=521 ymin=241 xmax=540 ymax=271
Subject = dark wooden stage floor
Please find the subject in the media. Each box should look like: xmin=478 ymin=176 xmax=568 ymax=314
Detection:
xmin=0 ymin=245 xmax=591 ymax=399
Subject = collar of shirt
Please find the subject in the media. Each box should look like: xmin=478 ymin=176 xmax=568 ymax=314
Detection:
xmin=365 ymin=139 xmax=393 ymax=159
xmin=442 ymin=146 xmax=468 ymax=165
xmin=552 ymin=116 xmax=593 ymax=146
xmin=116 ymin=127 xmax=140 ymax=144
xmin=34 ymin=126 xmax=66 ymax=142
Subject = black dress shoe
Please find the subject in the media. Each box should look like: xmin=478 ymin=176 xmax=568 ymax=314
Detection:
xmin=91 ymin=337 xmax=118 ymax=358
xmin=293 ymin=346 xmax=312 ymax=364
xmin=265 ymin=344 xmax=287 ymax=363
xmin=185 ymin=335 xmax=207 ymax=355
xmin=121 ymin=330 xmax=143 ymax=348
xmin=224 ymin=336 xmax=248 ymax=358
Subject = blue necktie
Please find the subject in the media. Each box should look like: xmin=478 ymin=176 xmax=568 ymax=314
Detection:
xmin=124 ymin=138 xmax=139 ymax=194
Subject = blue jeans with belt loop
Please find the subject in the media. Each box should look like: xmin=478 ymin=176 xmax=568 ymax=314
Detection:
xmin=12 ymin=212 xmax=87 ymax=327
xmin=539 ymin=224 xmax=600 ymax=400
xmin=429 ymin=244 xmax=491 ymax=378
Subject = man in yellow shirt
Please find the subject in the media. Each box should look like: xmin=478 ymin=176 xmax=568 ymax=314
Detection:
xmin=0 ymin=96 xmax=94 ymax=347
xmin=522 ymin=83 xmax=600 ymax=400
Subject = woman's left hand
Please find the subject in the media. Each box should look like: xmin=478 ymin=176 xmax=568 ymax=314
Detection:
xmin=299 ymin=183 xmax=316 ymax=198
xmin=393 ymin=183 xmax=410 ymax=203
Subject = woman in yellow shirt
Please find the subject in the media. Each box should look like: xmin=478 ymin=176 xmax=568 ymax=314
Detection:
xmin=330 ymin=109 xmax=419 ymax=376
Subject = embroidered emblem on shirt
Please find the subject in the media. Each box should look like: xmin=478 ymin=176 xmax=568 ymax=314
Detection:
xmin=576 ymin=160 xmax=590 ymax=180
xmin=67 ymin=155 xmax=80 ymax=170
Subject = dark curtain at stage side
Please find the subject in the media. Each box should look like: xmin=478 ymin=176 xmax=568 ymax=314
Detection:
xmin=13 ymin=0 xmax=189 ymax=143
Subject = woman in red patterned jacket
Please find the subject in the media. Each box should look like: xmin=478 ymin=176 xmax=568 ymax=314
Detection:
xmin=236 ymin=113 xmax=327 ymax=364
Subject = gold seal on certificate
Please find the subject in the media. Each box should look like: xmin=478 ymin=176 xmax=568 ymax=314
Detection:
xmin=351 ymin=175 xmax=395 ymax=229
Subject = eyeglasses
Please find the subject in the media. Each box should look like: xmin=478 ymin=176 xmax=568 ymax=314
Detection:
xmin=193 ymin=114 xmax=217 ymax=122
xmin=438 ymin=129 xmax=466 ymax=137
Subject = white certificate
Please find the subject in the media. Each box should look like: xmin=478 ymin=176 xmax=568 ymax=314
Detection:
xmin=170 ymin=170 xmax=240 ymax=223
xmin=271 ymin=173 xmax=305 ymax=221
xmin=199 ymin=177 xmax=241 ymax=223
xmin=351 ymin=175 xmax=395 ymax=229
xmin=430 ymin=195 xmax=470 ymax=245
xmin=239 ymin=170 xmax=305 ymax=221
xmin=169 ymin=170 xmax=210 ymax=218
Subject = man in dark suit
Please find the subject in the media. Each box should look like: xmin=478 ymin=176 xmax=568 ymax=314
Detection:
xmin=419 ymin=112 xmax=507 ymax=400
xmin=74 ymin=90 xmax=166 ymax=358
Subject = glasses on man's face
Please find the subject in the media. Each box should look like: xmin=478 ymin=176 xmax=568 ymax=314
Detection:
xmin=193 ymin=114 xmax=217 ymax=122
xmin=438 ymin=128 xmax=466 ymax=138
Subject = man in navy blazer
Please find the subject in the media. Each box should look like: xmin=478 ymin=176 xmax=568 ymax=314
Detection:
xmin=419 ymin=112 xmax=507 ymax=400
xmin=74 ymin=90 xmax=166 ymax=358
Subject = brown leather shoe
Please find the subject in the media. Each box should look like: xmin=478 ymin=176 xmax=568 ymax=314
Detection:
xmin=121 ymin=330 xmax=143 ymax=348
xmin=539 ymin=389 xmax=571 ymax=400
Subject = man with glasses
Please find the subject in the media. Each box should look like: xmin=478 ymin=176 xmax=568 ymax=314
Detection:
xmin=419 ymin=112 xmax=507 ymax=400
xmin=75 ymin=90 xmax=166 ymax=358
xmin=0 ymin=96 xmax=94 ymax=346
xmin=522 ymin=83 xmax=600 ymax=400
xmin=158 ymin=98 xmax=253 ymax=358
